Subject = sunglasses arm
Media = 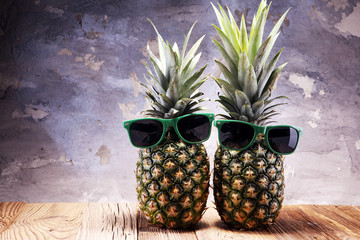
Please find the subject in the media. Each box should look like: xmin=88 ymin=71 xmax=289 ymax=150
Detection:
xmin=295 ymin=126 xmax=304 ymax=136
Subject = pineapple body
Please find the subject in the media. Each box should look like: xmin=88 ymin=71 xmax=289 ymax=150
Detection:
xmin=210 ymin=0 xmax=290 ymax=229
xmin=213 ymin=133 xmax=284 ymax=229
xmin=134 ymin=19 xmax=210 ymax=228
xmin=136 ymin=131 xmax=210 ymax=228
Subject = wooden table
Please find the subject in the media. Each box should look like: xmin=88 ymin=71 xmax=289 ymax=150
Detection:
xmin=1 ymin=202 xmax=360 ymax=239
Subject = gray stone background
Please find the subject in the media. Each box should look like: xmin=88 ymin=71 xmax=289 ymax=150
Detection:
xmin=0 ymin=0 xmax=359 ymax=204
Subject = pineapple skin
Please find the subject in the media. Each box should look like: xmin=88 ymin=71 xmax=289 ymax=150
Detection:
xmin=136 ymin=131 xmax=210 ymax=228
xmin=213 ymin=133 xmax=285 ymax=229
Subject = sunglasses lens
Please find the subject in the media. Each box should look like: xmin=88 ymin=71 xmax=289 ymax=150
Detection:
xmin=129 ymin=120 xmax=163 ymax=147
xmin=268 ymin=127 xmax=298 ymax=154
xmin=219 ymin=122 xmax=255 ymax=149
xmin=177 ymin=115 xmax=211 ymax=143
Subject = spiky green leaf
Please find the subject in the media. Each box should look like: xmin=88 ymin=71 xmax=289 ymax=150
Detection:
xmin=229 ymin=111 xmax=241 ymax=119
xmin=181 ymin=21 xmax=197 ymax=60
xmin=243 ymin=65 xmax=258 ymax=100
xmin=217 ymin=113 xmax=233 ymax=119
xmin=258 ymin=89 xmax=271 ymax=102
xmin=183 ymin=35 xmax=205 ymax=67
xmin=190 ymin=91 xmax=204 ymax=99
xmin=244 ymin=103 xmax=254 ymax=119
xmin=252 ymin=100 xmax=265 ymax=117
xmin=263 ymin=102 xmax=288 ymax=113
xmin=238 ymin=52 xmax=250 ymax=89
xmin=181 ymin=53 xmax=202 ymax=80
xmin=143 ymin=109 xmax=164 ymax=118
xmin=185 ymin=106 xmax=207 ymax=114
xmin=258 ymin=48 xmax=283 ymax=96
xmin=216 ymin=98 xmax=237 ymax=113
xmin=234 ymin=90 xmax=250 ymax=109
xmin=212 ymin=38 xmax=237 ymax=74
xmin=213 ymin=25 xmax=239 ymax=64
xmin=265 ymin=95 xmax=289 ymax=105
xmin=239 ymin=115 xmax=249 ymax=121
xmin=181 ymin=77 xmax=207 ymax=99
xmin=214 ymin=77 xmax=237 ymax=100
xmin=252 ymin=33 xmax=279 ymax=76
xmin=248 ymin=6 xmax=268 ymax=64
xmin=164 ymin=108 xmax=179 ymax=119
xmin=159 ymin=93 xmax=172 ymax=108
xmin=268 ymin=8 xmax=290 ymax=37
xmin=239 ymin=14 xmax=248 ymax=52
xmin=215 ymin=60 xmax=239 ymax=88
xmin=211 ymin=2 xmax=227 ymax=34
xmin=182 ymin=67 xmax=207 ymax=93
xmin=261 ymin=62 xmax=287 ymax=95
xmin=218 ymin=4 xmax=241 ymax=54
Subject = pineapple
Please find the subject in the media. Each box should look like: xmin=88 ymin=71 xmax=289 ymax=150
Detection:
xmin=135 ymin=20 xmax=210 ymax=228
xmin=211 ymin=1 xmax=290 ymax=229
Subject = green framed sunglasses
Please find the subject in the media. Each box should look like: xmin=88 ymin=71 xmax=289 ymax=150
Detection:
xmin=123 ymin=113 xmax=214 ymax=148
xmin=214 ymin=120 xmax=303 ymax=155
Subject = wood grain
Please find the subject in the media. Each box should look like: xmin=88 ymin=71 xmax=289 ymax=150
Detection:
xmin=76 ymin=202 xmax=138 ymax=240
xmin=0 ymin=203 xmax=87 ymax=240
xmin=299 ymin=205 xmax=360 ymax=239
xmin=196 ymin=204 xmax=360 ymax=240
xmin=1 ymin=202 xmax=359 ymax=240
xmin=0 ymin=202 xmax=26 ymax=234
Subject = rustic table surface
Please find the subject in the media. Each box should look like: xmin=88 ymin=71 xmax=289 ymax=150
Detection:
xmin=1 ymin=202 xmax=360 ymax=240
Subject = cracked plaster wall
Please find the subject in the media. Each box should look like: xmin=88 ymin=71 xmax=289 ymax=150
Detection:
xmin=0 ymin=0 xmax=359 ymax=204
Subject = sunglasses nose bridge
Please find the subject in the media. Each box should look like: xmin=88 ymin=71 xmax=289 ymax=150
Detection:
xmin=258 ymin=125 xmax=266 ymax=134
xmin=162 ymin=119 xmax=176 ymax=131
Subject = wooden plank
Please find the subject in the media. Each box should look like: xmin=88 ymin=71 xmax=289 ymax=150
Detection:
xmin=0 ymin=203 xmax=87 ymax=240
xmin=76 ymin=202 xmax=138 ymax=240
xmin=269 ymin=205 xmax=336 ymax=240
xmin=322 ymin=205 xmax=360 ymax=232
xmin=0 ymin=202 xmax=26 ymax=234
xmin=137 ymin=206 xmax=198 ymax=240
xmin=1 ymin=203 xmax=360 ymax=239
xmin=299 ymin=205 xmax=360 ymax=239
xmin=195 ymin=204 xmax=360 ymax=240
xmin=329 ymin=205 xmax=360 ymax=220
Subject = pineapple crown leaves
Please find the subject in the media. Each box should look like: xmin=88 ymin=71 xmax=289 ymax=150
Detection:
xmin=142 ymin=19 xmax=209 ymax=119
xmin=211 ymin=1 xmax=290 ymax=125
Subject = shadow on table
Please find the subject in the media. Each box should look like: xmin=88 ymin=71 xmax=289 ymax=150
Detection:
xmin=196 ymin=215 xmax=331 ymax=239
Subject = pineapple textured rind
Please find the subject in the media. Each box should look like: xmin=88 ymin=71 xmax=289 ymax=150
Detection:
xmin=213 ymin=134 xmax=284 ymax=229
xmin=136 ymin=132 xmax=210 ymax=228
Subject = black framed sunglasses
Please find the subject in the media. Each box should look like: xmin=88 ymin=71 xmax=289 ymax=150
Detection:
xmin=123 ymin=113 xmax=214 ymax=148
xmin=214 ymin=120 xmax=303 ymax=155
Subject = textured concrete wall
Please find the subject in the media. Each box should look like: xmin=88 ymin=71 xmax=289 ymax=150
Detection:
xmin=0 ymin=0 xmax=359 ymax=204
